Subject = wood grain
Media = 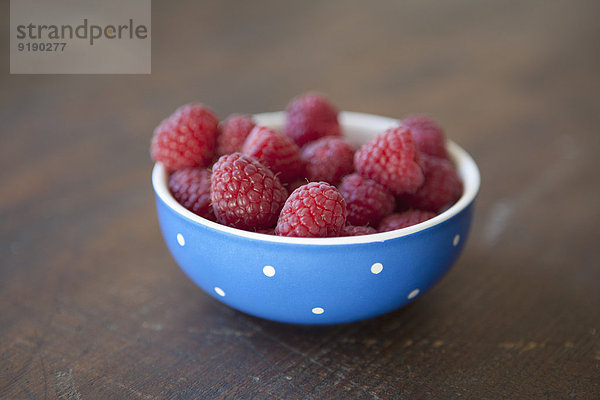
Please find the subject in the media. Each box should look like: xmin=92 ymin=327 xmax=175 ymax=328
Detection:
xmin=1 ymin=1 xmax=599 ymax=398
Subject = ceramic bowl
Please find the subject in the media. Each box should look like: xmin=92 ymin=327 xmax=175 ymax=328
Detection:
xmin=152 ymin=111 xmax=480 ymax=325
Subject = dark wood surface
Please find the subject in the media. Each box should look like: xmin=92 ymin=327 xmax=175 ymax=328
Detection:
xmin=2 ymin=1 xmax=599 ymax=399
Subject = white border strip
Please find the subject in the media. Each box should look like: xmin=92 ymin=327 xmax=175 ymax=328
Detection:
xmin=152 ymin=111 xmax=480 ymax=245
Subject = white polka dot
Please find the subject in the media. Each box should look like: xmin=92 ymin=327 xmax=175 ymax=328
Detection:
xmin=407 ymin=289 xmax=420 ymax=299
xmin=370 ymin=262 xmax=383 ymax=274
xmin=214 ymin=287 xmax=225 ymax=297
xmin=176 ymin=233 xmax=185 ymax=246
xmin=263 ymin=265 xmax=276 ymax=277
xmin=453 ymin=234 xmax=460 ymax=247
xmin=312 ymin=307 xmax=324 ymax=315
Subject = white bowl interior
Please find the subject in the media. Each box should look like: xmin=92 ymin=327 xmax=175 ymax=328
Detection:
xmin=152 ymin=111 xmax=480 ymax=245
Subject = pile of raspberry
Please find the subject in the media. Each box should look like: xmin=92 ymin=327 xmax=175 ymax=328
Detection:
xmin=151 ymin=93 xmax=463 ymax=238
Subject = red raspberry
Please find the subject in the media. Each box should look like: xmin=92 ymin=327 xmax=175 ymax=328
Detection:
xmin=283 ymin=92 xmax=341 ymax=147
xmin=301 ymin=137 xmax=355 ymax=185
xmin=276 ymin=182 xmax=347 ymax=238
xmin=210 ymin=153 xmax=288 ymax=230
xmin=354 ymin=125 xmax=424 ymax=196
xmin=256 ymin=227 xmax=276 ymax=235
xmin=338 ymin=173 xmax=395 ymax=227
xmin=217 ymin=114 xmax=256 ymax=156
xmin=399 ymin=155 xmax=463 ymax=213
xmin=402 ymin=115 xmax=449 ymax=159
xmin=151 ymin=104 xmax=219 ymax=172
xmin=378 ymin=210 xmax=436 ymax=232
xmin=343 ymin=225 xmax=377 ymax=236
xmin=242 ymin=126 xmax=304 ymax=183
xmin=169 ymin=167 xmax=215 ymax=220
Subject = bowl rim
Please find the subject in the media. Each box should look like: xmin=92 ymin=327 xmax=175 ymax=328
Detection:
xmin=152 ymin=111 xmax=480 ymax=245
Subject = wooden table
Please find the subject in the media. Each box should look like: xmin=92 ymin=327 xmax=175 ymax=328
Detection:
xmin=2 ymin=1 xmax=599 ymax=398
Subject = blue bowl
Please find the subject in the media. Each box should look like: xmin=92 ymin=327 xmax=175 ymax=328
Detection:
xmin=152 ymin=111 xmax=480 ymax=325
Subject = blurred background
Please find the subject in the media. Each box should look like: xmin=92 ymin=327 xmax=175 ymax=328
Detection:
xmin=1 ymin=1 xmax=599 ymax=398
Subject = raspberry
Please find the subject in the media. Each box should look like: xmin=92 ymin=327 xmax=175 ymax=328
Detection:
xmin=242 ymin=126 xmax=304 ymax=183
xmin=378 ymin=210 xmax=436 ymax=232
xmin=169 ymin=167 xmax=215 ymax=220
xmin=354 ymin=125 xmax=424 ymax=196
xmin=217 ymin=114 xmax=256 ymax=156
xmin=276 ymin=182 xmax=347 ymax=238
xmin=338 ymin=173 xmax=395 ymax=227
xmin=301 ymin=137 xmax=355 ymax=185
xmin=343 ymin=225 xmax=377 ymax=236
xmin=256 ymin=227 xmax=276 ymax=235
xmin=151 ymin=104 xmax=219 ymax=172
xmin=210 ymin=153 xmax=288 ymax=230
xmin=402 ymin=115 xmax=449 ymax=159
xmin=399 ymin=155 xmax=463 ymax=213
xmin=283 ymin=92 xmax=341 ymax=147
